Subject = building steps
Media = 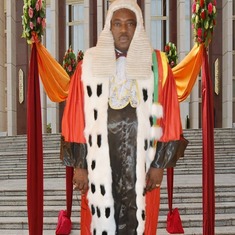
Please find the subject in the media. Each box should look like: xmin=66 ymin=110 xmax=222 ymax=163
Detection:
xmin=0 ymin=128 xmax=234 ymax=234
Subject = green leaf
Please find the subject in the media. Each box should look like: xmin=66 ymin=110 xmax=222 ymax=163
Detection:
xmin=31 ymin=0 xmax=36 ymax=7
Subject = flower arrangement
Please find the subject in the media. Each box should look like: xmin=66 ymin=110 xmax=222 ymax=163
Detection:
xmin=191 ymin=0 xmax=217 ymax=47
xmin=62 ymin=46 xmax=78 ymax=77
xmin=22 ymin=0 xmax=46 ymax=44
xmin=77 ymin=50 xmax=84 ymax=63
xmin=164 ymin=42 xmax=178 ymax=68
xmin=62 ymin=47 xmax=84 ymax=76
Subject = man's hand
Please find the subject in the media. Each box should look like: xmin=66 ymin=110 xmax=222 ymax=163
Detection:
xmin=145 ymin=167 xmax=164 ymax=193
xmin=73 ymin=168 xmax=88 ymax=195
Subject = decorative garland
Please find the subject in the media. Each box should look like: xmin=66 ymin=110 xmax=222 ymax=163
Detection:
xmin=77 ymin=50 xmax=84 ymax=63
xmin=164 ymin=42 xmax=178 ymax=68
xmin=191 ymin=0 xmax=217 ymax=47
xmin=62 ymin=46 xmax=77 ymax=77
xmin=22 ymin=0 xmax=46 ymax=44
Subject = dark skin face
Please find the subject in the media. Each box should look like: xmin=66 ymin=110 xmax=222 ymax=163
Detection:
xmin=110 ymin=8 xmax=137 ymax=53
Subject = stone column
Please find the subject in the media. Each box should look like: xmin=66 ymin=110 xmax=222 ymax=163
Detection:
xmin=209 ymin=0 xmax=223 ymax=127
xmin=58 ymin=0 xmax=66 ymax=133
xmin=0 ymin=1 xmax=6 ymax=134
xmin=97 ymin=0 xmax=103 ymax=35
xmin=16 ymin=0 xmax=28 ymax=135
xmin=84 ymin=0 xmax=90 ymax=50
xmin=222 ymin=0 xmax=233 ymax=127
xmin=187 ymin=0 xmax=201 ymax=129
xmin=176 ymin=0 xmax=190 ymax=128
xmin=144 ymin=0 xmax=151 ymax=37
xmin=6 ymin=0 xmax=17 ymax=136
xmin=177 ymin=0 xmax=187 ymax=60
xmin=89 ymin=0 xmax=97 ymax=47
xmin=169 ymin=0 xmax=177 ymax=45
xmin=40 ymin=79 xmax=47 ymax=134
xmin=48 ymin=0 xmax=59 ymax=133
xmin=190 ymin=82 xmax=200 ymax=129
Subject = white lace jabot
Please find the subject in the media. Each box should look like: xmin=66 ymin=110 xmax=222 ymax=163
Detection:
xmin=109 ymin=56 xmax=140 ymax=109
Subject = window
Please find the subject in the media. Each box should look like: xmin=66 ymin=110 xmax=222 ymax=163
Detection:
xmin=103 ymin=0 xmax=110 ymax=25
xmin=66 ymin=1 xmax=84 ymax=52
xmin=150 ymin=0 xmax=169 ymax=50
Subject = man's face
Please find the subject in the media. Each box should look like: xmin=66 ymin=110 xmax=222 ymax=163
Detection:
xmin=111 ymin=8 xmax=137 ymax=53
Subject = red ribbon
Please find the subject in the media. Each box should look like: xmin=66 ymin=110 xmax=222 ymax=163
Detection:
xmin=166 ymin=168 xmax=184 ymax=234
xmin=27 ymin=43 xmax=43 ymax=235
xmin=202 ymin=47 xmax=215 ymax=234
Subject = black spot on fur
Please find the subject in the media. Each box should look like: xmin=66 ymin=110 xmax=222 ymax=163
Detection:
xmin=97 ymin=207 xmax=101 ymax=218
xmin=149 ymin=116 xmax=153 ymax=127
xmin=150 ymin=140 xmax=154 ymax=148
xmin=100 ymin=185 xmax=106 ymax=196
xmin=102 ymin=232 xmax=107 ymax=235
xmin=105 ymin=207 xmax=110 ymax=218
xmin=143 ymin=188 xmax=145 ymax=196
xmin=93 ymin=229 xmax=96 ymax=235
xmin=91 ymin=205 xmax=95 ymax=215
xmin=97 ymin=134 xmax=102 ymax=148
xmin=89 ymin=135 xmax=92 ymax=147
xmin=142 ymin=89 xmax=148 ymax=102
xmin=94 ymin=109 xmax=98 ymax=120
xmin=97 ymin=84 xmax=102 ymax=97
xmin=91 ymin=183 xmax=96 ymax=193
xmin=144 ymin=139 xmax=148 ymax=151
xmin=91 ymin=160 xmax=96 ymax=170
xmin=142 ymin=210 xmax=145 ymax=221
xmin=87 ymin=86 xmax=92 ymax=97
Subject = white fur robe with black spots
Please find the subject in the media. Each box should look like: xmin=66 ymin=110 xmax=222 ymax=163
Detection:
xmin=81 ymin=0 xmax=164 ymax=234
xmin=82 ymin=47 xmax=164 ymax=234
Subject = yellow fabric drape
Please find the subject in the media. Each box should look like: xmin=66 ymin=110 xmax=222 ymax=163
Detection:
xmin=172 ymin=44 xmax=204 ymax=102
xmin=36 ymin=43 xmax=70 ymax=102
xmin=160 ymin=51 xmax=169 ymax=87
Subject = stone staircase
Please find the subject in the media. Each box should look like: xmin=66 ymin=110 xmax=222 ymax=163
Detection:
xmin=0 ymin=129 xmax=234 ymax=235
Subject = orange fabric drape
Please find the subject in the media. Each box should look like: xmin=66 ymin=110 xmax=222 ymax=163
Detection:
xmin=36 ymin=43 xmax=70 ymax=102
xmin=145 ymin=188 xmax=161 ymax=234
xmin=61 ymin=62 xmax=86 ymax=144
xmin=35 ymin=42 xmax=203 ymax=104
xmin=172 ymin=44 xmax=204 ymax=102
xmin=157 ymin=53 xmax=182 ymax=142
xmin=80 ymin=194 xmax=92 ymax=235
